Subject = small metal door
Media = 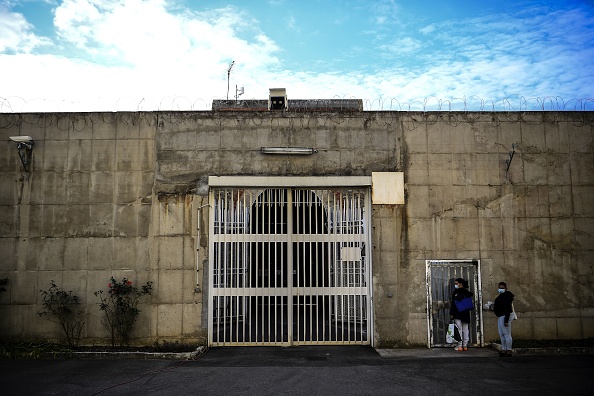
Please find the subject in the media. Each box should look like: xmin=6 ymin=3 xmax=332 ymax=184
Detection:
xmin=426 ymin=260 xmax=483 ymax=347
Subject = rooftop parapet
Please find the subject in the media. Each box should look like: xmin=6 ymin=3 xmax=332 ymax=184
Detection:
xmin=212 ymin=99 xmax=363 ymax=112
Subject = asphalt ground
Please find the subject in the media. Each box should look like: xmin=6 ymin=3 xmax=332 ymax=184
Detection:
xmin=1 ymin=346 xmax=593 ymax=395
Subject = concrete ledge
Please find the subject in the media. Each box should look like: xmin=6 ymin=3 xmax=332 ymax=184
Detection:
xmin=378 ymin=345 xmax=594 ymax=358
xmin=491 ymin=343 xmax=594 ymax=356
xmin=43 ymin=346 xmax=207 ymax=360
xmin=376 ymin=347 xmax=497 ymax=358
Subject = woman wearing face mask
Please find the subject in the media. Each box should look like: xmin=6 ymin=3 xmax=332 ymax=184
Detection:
xmin=494 ymin=282 xmax=515 ymax=356
xmin=449 ymin=278 xmax=473 ymax=351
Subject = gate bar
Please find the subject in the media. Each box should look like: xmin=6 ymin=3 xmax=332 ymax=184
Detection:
xmin=287 ymin=190 xmax=294 ymax=343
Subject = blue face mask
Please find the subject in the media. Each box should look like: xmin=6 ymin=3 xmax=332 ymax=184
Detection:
xmin=498 ymin=288 xmax=505 ymax=294
xmin=454 ymin=285 xmax=459 ymax=289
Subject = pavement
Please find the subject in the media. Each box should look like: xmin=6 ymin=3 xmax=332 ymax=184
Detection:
xmin=1 ymin=346 xmax=593 ymax=395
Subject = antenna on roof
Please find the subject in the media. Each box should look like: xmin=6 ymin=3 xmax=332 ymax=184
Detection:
xmin=235 ymin=85 xmax=244 ymax=102
xmin=226 ymin=61 xmax=235 ymax=100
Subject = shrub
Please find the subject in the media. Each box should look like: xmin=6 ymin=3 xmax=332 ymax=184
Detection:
xmin=95 ymin=277 xmax=153 ymax=347
xmin=38 ymin=281 xmax=86 ymax=347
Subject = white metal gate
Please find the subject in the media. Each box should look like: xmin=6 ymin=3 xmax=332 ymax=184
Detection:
xmin=426 ymin=260 xmax=484 ymax=347
xmin=208 ymin=187 xmax=371 ymax=346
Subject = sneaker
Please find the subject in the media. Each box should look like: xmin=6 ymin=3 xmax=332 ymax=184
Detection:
xmin=463 ymin=347 xmax=468 ymax=351
xmin=454 ymin=346 xmax=463 ymax=351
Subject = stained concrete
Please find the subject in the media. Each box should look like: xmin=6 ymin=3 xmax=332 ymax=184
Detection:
xmin=0 ymin=111 xmax=593 ymax=346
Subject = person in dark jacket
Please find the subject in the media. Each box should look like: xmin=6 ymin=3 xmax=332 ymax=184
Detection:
xmin=493 ymin=281 xmax=515 ymax=356
xmin=450 ymin=278 xmax=473 ymax=351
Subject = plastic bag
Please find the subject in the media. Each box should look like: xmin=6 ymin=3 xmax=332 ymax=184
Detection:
xmin=446 ymin=323 xmax=456 ymax=343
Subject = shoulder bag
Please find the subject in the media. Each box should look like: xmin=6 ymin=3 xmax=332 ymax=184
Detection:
xmin=454 ymin=296 xmax=474 ymax=312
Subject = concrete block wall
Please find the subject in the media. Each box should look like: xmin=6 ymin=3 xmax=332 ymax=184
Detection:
xmin=0 ymin=113 xmax=206 ymax=344
xmin=402 ymin=112 xmax=594 ymax=345
xmin=155 ymin=113 xmax=399 ymax=193
xmin=1 ymin=111 xmax=593 ymax=347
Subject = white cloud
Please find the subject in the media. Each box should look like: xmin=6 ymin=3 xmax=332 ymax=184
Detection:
xmin=0 ymin=1 xmax=592 ymax=112
xmin=53 ymin=0 xmax=280 ymax=70
xmin=370 ymin=0 xmax=400 ymax=24
xmin=287 ymin=15 xmax=298 ymax=31
xmin=379 ymin=37 xmax=422 ymax=55
xmin=375 ymin=16 xmax=386 ymax=25
xmin=419 ymin=25 xmax=435 ymax=35
xmin=376 ymin=5 xmax=594 ymax=104
xmin=0 ymin=7 xmax=51 ymax=53
xmin=53 ymin=0 xmax=102 ymax=49
xmin=1 ymin=1 xmax=285 ymax=110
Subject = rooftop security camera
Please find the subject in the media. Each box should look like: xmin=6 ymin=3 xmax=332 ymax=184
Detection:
xmin=9 ymin=136 xmax=33 ymax=143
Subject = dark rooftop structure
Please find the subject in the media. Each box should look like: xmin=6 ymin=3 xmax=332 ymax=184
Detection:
xmin=212 ymin=99 xmax=363 ymax=112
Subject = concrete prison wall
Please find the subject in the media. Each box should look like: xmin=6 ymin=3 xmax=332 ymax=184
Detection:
xmin=0 ymin=111 xmax=592 ymax=346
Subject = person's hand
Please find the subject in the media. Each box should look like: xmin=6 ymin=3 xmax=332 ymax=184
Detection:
xmin=504 ymin=322 xmax=509 ymax=327
xmin=450 ymin=315 xmax=453 ymax=320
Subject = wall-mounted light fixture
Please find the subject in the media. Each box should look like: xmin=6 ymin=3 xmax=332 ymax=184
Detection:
xmin=261 ymin=147 xmax=317 ymax=155
xmin=9 ymin=136 xmax=34 ymax=174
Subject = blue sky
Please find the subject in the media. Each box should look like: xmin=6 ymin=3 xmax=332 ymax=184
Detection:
xmin=1 ymin=0 xmax=593 ymax=111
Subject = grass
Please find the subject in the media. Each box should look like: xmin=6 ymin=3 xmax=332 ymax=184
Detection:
xmin=72 ymin=340 xmax=203 ymax=353
xmin=0 ymin=340 xmax=204 ymax=359
xmin=0 ymin=342 xmax=74 ymax=359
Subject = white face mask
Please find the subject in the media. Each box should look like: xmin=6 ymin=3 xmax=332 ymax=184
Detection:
xmin=498 ymin=288 xmax=505 ymax=294
xmin=454 ymin=284 xmax=460 ymax=289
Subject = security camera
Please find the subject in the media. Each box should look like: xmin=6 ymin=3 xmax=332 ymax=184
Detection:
xmin=9 ymin=136 xmax=34 ymax=174
xmin=9 ymin=136 xmax=34 ymax=150
xmin=10 ymin=136 xmax=33 ymax=143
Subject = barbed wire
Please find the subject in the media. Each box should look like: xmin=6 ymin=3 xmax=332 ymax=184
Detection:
xmin=1 ymin=95 xmax=593 ymax=113
xmin=363 ymin=95 xmax=594 ymax=112
xmin=1 ymin=96 xmax=593 ymax=131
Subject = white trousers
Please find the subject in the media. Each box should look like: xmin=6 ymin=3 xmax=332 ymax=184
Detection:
xmin=454 ymin=319 xmax=469 ymax=347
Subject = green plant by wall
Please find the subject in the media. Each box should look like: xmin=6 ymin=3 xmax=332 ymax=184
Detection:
xmin=38 ymin=281 xmax=86 ymax=347
xmin=95 ymin=277 xmax=153 ymax=347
